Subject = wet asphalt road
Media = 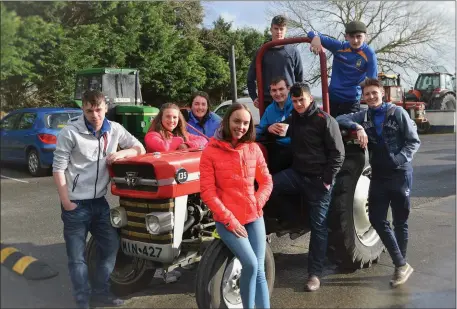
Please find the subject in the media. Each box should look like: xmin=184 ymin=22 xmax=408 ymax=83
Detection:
xmin=1 ymin=133 xmax=455 ymax=308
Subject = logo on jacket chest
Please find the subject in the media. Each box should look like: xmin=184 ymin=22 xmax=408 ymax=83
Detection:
xmin=356 ymin=59 xmax=362 ymax=68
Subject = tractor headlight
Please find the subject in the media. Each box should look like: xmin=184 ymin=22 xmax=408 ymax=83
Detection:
xmin=145 ymin=212 xmax=174 ymax=235
xmin=110 ymin=207 xmax=128 ymax=228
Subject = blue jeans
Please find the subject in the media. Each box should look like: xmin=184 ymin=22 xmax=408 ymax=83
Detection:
xmin=369 ymin=171 xmax=412 ymax=267
xmin=61 ymin=197 xmax=119 ymax=305
xmin=216 ymin=217 xmax=270 ymax=309
xmin=270 ymin=168 xmax=333 ymax=277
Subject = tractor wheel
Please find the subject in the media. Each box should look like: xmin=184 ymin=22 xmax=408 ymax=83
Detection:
xmin=195 ymin=239 xmax=275 ymax=309
xmin=86 ymin=236 xmax=155 ymax=296
xmin=327 ymin=145 xmax=387 ymax=270
xmin=432 ymin=94 xmax=456 ymax=111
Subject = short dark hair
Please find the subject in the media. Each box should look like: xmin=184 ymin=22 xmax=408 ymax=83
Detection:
xmin=82 ymin=90 xmax=105 ymax=106
xmin=271 ymin=15 xmax=287 ymax=27
xmin=289 ymin=82 xmax=311 ymax=97
xmin=190 ymin=91 xmax=211 ymax=107
xmin=360 ymin=78 xmax=383 ymax=93
xmin=221 ymin=103 xmax=256 ymax=143
xmin=270 ymin=76 xmax=288 ymax=87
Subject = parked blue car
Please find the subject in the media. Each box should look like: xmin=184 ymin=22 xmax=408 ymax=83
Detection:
xmin=0 ymin=107 xmax=82 ymax=176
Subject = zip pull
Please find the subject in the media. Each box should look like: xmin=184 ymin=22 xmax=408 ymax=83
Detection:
xmin=102 ymin=133 xmax=108 ymax=157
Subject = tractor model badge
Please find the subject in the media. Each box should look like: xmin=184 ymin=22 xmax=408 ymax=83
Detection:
xmin=175 ymin=168 xmax=188 ymax=184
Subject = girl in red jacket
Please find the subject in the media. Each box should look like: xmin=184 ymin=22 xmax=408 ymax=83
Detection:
xmin=200 ymin=103 xmax=273 ymax=309
xmin=144 ymin=103 xmax=208 ymax=153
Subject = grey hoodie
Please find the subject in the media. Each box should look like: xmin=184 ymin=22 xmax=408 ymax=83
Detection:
xmin=53 ymin=115 xmax=143 ymax=200
xmin=247 ymin=44 xmax=304 ymax=102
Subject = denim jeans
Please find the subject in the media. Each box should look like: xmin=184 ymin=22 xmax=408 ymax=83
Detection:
xmin=270 ymin=168 xmax=333 ymax=277
xmin=61 ymin=197 xmax=119 ymax=305
xmin=216 ymin=217 xmax=270 ymax=309
xmin=368 ymin=171 xmax=412 ymax=267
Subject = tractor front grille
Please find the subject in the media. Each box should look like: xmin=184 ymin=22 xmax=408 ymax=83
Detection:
xmin=119 ymin=197 xmax=174 ymax=244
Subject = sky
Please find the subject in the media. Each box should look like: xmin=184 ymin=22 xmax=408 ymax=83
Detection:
xmin=201 ymin=1 xmax=456 ymax=94
xmin=202 ymin=1 xmax=271 ymax=31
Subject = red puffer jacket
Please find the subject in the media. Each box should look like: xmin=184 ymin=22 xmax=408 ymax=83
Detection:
xmin=200 ymin=135 xmax=272 ymax=231
xmin=145 ymin=131 xmax=208 ymax=153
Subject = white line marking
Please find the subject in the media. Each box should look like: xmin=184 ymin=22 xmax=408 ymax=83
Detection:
xmin=0 ymin=175 xmax=29 ymax=183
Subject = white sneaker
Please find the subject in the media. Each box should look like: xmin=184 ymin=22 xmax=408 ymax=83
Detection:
xmin=390 ymin=263 xmax=414 ymax=287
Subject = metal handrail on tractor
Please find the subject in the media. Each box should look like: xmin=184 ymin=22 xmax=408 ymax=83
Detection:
xmin=255 ymin=37 xmax=330 ymax=117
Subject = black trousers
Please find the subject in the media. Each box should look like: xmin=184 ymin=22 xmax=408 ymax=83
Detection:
xmin=329 ymin=101 xmax=360 ymax=118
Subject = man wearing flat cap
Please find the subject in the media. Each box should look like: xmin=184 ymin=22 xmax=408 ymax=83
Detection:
xmin=247 ymin=15 xmax=304 ymax=110
xmin=308 ymin=21 xmax=378 ymax=117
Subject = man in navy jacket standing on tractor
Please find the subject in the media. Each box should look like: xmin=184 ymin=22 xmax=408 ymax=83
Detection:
xmin=308 ymin=21 xmax=378 ymax=117
xmin=247 ymin=15 xmax=304 ymax=110
xmin=336 ymin=78 xmax=421 ymax=288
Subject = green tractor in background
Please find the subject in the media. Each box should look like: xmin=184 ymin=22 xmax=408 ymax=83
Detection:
xmin=73 ymin=68 xmax=159 ymax=143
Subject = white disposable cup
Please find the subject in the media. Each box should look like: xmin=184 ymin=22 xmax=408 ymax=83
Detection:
xmin=278 ymin=123 xmax=289 ymax=137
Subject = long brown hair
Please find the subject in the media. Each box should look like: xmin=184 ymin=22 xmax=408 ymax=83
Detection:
xmin=220 ymin=103 xmax=256 ymax=143
xmin=148 ymin=103 xmax=190 ymax=141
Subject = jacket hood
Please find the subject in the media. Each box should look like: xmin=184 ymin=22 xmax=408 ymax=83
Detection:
xmin=367 ymin=102 xmax=397 ymax=120
xmin=68 ymin=114 xmax=111 ymax=136
xmin=208 ymin=127 xmax=249 ymax=152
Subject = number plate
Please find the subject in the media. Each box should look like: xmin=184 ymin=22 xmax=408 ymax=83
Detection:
xmin=121 ymin=238 xmax=171 ymax=261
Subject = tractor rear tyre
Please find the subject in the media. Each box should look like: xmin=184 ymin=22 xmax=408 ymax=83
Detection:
xmin=327 ymin=145 xmax=385 ymax=270
xmin=432 ymin=94 xmax=456 ymax=111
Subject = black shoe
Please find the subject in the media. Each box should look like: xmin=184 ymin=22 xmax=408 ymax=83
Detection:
xmin=289 ymin=229 xmax=306 ymax=240
xmin=90 ymin=293 xmax=124 ymax=307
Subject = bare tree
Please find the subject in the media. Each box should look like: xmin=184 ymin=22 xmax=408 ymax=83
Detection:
xmin=269 ymin=1 xmax=455 ymax=87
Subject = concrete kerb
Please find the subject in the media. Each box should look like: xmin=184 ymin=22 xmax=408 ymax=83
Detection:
xmin=0 ymin=242 xmax=59 ymax=280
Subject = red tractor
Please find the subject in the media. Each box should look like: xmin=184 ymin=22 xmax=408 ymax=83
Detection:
xmin=405 ymin=67 xmax=456 ymax=111
xmin=86 ymin=38 xmax=387 ymax=308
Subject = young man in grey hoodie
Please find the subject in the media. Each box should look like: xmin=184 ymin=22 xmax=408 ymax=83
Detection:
xmin=247 ymin=15 xmax=304 ymax=110
xmin=53 ymin=90 xmax=145 ymax=309
xmin=336 ymin=78 xmax=420 ymax=288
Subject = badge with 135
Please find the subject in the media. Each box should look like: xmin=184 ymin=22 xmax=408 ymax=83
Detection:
xmin=175 ymin=168 xmax=188 ymax=184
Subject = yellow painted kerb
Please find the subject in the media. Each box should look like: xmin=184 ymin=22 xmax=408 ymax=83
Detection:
xmin=1 ymin=247 xmax=18 ymax=263
xmin=12 ymin=256 xmax=37 ymax=274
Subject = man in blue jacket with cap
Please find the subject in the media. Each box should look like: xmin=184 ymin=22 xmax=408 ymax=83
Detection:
xmin=308 ymin=21 xmax=378 ymax=117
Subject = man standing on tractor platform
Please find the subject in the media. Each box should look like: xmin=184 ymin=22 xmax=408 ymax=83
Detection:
xmin=336 ymin=78 xmax=420 ymax=287
xmin=247 ymin=15 xmax=304 ymax=110
xmin=308 ymin=21 xmax=378 ymax=117
xmin=269 ymin=82 xmax=345 ymax=292
xmin=53 ymin=90 xmax=146 ymax=309
xmin=255 ymin=76 xmax=294 ymax=174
